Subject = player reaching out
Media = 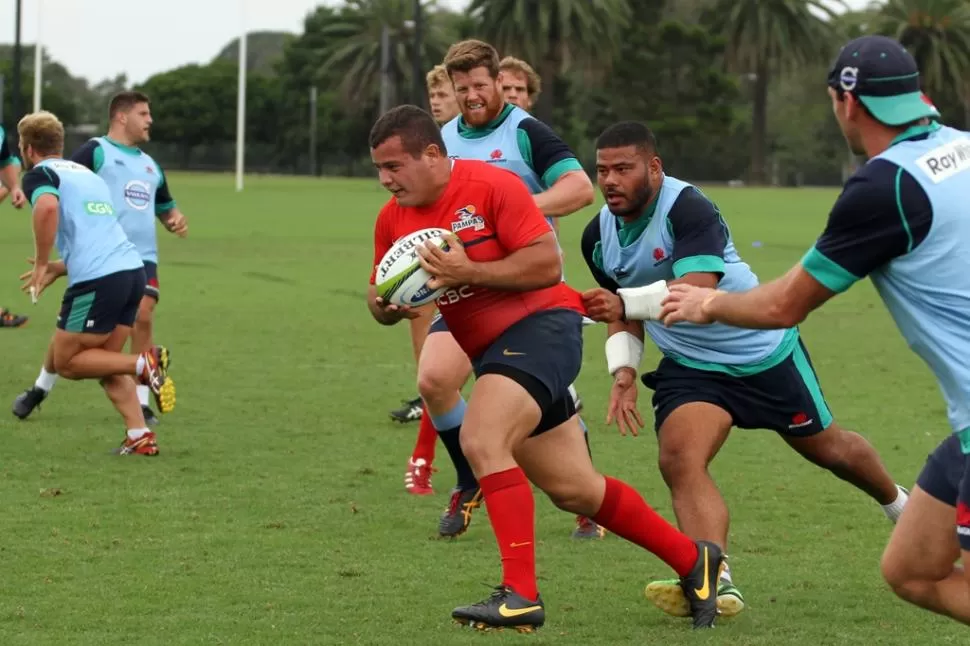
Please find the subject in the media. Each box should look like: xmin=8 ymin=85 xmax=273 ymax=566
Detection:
xmin=580 ymin=120 xmax=908 ymax=618
xmin=0 ymin=122 xmax=29 ymax=328
xmin=657 ymin=36 xmax=970 ymax=627
xmin=367 ymin=104 xmax=723 ymax=631
xmin=13 ymin=92 xmax=187 ymax=428
xmin=15 ymin=110 xmax=175 ymax=455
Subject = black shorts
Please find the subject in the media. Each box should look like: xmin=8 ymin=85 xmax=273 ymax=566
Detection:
xmin=643 ymin=338 xmax=833 ymax=437
xmin=915 ymin=434 xmax=970 ymax=550
xmin=57 ymin=267 xmax=146 ymax=334
xmin=472 ymin=308 xmax=583 ymax=436
xmin=143 ymin=261 xmax=159 ymax=301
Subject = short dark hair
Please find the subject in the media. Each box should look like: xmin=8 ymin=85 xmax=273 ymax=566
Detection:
xmin=368 ymin=105 xmax=447 ymax=158
xmin=109 ymin=91 xmax=150 ymax=120
xmin=595 ymin=121 xmax=658 ymax=155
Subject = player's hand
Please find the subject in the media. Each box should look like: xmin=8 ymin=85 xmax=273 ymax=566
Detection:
xmin=374 ymin=296 xmax=422 ymax=323
xmin=20 ymin=258 xmax=64 ymax=301
xmin=10 ymin=187 xmax=27 ymax=209
xmin=606 ymin=367 xmax=644 ymax=437
xmin=417 ymin=233 xmax=473 ymax=289
xmin=659 ymin=284 xmax=718 ymax=327
xmin=20 ymin=260 xmax=53 ymax=302
xmin=162 ymin=211 xmax=188 ymax=237
xmin=582 ymin=288 xmax=624 ymax=323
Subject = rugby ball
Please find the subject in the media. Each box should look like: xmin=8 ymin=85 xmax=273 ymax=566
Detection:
xmin=375 ymin=227 xmax=452 ymax=307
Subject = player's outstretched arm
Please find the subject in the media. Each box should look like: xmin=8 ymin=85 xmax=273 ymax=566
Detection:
xmin=661 ymin=265 xmax=836 ymax=329
xmin=534 ymin=171 xmax=594 ymax=218
xmin=31 ymin=194 xmax=59 ymax=264
xmin=0 ymin=162 xmax=25 ymax=209
xmin=517 ymin=118 xmax=593 ymax=218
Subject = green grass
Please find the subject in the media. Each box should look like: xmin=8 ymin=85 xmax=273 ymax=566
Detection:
xmin=0 ymin=173 xmax=964 ymax=645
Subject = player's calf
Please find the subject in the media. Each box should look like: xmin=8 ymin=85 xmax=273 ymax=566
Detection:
xmin=784 ymin=422 xmax=907 ymax=520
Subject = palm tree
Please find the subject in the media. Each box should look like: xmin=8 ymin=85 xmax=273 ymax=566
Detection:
xmin=871 ymin=0 xmax=970 ymax=126
xmin=320 ymin=0 xmax=458 ymax=107
xmin=708 ymin=0 xmax=844 ymax=184
xmin=467 ymin=0 xmax=632 ymax=124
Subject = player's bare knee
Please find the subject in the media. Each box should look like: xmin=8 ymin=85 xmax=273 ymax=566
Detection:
xmin=544 ymin=480 xmax=598 ymax=515
xmin=458 ymin=429 xmax=507 ymax=471
xmin=53 ymin=360 xmax=79 ymax=380
xmin=658 ymin=444 xmax=705 ymax=487
xmin=417 ymin=366 xmax=459 ymax=404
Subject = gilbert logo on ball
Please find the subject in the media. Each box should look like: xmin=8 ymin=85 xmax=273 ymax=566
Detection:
xmin=375 ymin=227 xmax=452 ymax=307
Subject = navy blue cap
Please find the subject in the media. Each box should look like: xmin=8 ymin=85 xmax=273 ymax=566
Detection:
xmin=827 ymin=35 xmax=940 ymax=126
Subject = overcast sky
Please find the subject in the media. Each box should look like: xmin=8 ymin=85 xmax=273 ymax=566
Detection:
xmin=1 ymin=0 xmax=874 ymax=85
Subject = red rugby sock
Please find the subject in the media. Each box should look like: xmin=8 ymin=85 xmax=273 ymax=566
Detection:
xmin=593 ymin=476 xmax=698 ymax=576
xmin=410 ymin=408 xmax=437 ymax=464
xmin=479 ymin=467 xmax=538 ymax=600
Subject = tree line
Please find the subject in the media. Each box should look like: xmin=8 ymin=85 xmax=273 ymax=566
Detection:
xmin=2 ymin=0 xmax=969 ymax=185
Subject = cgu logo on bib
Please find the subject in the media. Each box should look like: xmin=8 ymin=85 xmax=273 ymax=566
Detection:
xmin=84 ymin=201 xmax=115 ymax=216
xmin=123 ymin=180 xmax=152 ymax=210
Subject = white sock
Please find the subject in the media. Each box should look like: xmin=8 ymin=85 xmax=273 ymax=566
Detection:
xmin=127 ymin=427 xmax=150 ymax=441
xmin=136 ymin=385 xmax=150 ymax=407
xmin=881 ymin=484 xmax=909 ymax=523
xmin=135 ymin=355 xmax=146 ymax=375
xmin=35 ymin=367 xmax=58 ymax=392
xmin=720 ymin=562 xmax=734 ymax=584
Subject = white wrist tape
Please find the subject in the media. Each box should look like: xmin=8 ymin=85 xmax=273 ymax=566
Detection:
xmin=617 ymin=280 xmax=669 ymax=321
xmin=605 ymin=331 xmax=644 ymax=376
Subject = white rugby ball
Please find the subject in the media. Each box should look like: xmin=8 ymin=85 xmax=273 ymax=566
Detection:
xmin=375 ymin=227 xmax=452 ymax=307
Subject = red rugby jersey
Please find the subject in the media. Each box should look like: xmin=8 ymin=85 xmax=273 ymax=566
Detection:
xmin=370 ymin=160 xmax=584 ymax=358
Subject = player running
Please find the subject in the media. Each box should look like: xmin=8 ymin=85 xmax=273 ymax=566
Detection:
xmin=499 ymin=56 xmax=540 ymax=113
xmin=658 ymin=36 xmax=970 ymax=627
xmin=13 ymin=92 xmax=187 ymax=427
xmin=15 ymin=110 xmax=175 ymax=455
xmin=1 ymin=123 xmax=29 ymax=328
xmin=390 ymin=64 xmax=462 ymax=433
xmin=418 ymin=39 xmax=603 ymax=539
xmin=367 ymin=104 xmax=724 ymax=631
xmin=581 ymin=120 xmax=909 ymax=618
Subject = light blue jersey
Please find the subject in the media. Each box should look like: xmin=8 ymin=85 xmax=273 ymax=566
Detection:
xmin=71 ymin=137 xmax=177 ymax=264
xmin=803 ymin=123 xmax=970 ymax=435
xmin=442 ymin=103 xmax=585 ymax=278
xmin=585 ymin=174 xmax=797 ymax=374
xmin=23 ymin=159 xmax=142 ymax=285
xmin=442 ymin=103 xmax=584 ymax=228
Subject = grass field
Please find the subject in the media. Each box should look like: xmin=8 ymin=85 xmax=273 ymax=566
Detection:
xmin=0 ymin=173 xmax=965 ymax=645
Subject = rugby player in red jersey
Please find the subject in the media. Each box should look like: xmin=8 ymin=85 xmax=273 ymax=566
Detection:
xmin=365 ymin=105 xmax=723 ymax=632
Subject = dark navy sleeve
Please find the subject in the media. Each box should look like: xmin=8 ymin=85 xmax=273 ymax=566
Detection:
xmin=154 ymin=163 xmax=176 ymax=215
xmin=516 ymin=117 xmax=584 ymax=189
xmin=801 ymin=159 xmax=932 ymax=293
xmin=581 ymin=215 xmax=621 ymax=292
xmin=69 ymin=139 xmax=103 ymax=172
xmin=22 ymin=166 xmax=60 ymax=206
xmin=667 ymin=187 xmax=728 ymax=279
